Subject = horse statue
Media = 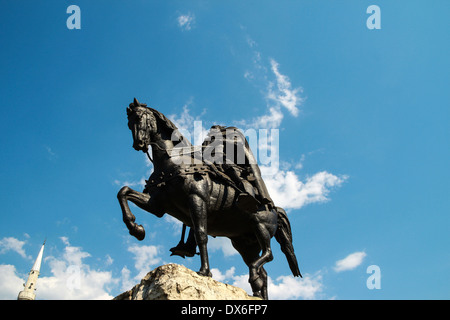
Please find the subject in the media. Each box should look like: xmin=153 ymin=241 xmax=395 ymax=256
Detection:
xmin=117 ymin=98 xmax=301 ymax=299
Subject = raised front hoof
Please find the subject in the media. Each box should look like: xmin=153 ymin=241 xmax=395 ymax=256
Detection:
xmin=197 ymin=269 xmax=212 ymax=277
xmin=129 ymin=224 xmax=145 ymax=241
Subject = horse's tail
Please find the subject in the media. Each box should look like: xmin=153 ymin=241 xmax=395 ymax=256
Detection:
xmin=274 ymin=207 xmax=302 ymax=277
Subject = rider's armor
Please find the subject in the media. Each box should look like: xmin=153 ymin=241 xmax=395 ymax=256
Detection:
xmin=203 ymin=125 xmax=273 ymax=211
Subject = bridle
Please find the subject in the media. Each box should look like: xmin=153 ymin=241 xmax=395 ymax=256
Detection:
xmin=130 ymin=109 xmax=158 ymax=163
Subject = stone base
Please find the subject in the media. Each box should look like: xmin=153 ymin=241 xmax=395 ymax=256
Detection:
xmin=114 ymin=263 xmax=258 ymax=300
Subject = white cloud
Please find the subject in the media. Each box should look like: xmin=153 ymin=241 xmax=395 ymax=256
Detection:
xmin=268 ymin=273 xmax=323 ymax=300
xmin=113 ymin=176 xmax=147 ymax=190
xmin=244 ymin=70 xmax=254 ymax=80
xmin=0 ymin=238 xmax=118 ymax=300
xmin=240 ymin=57 xmax=304 ymax=130
xmin=119 ymin=266 xmax=134 ymax=293
xmin=211 ymin=266 xmax=236 ymax=282
xmin=36 ymin=238 xmax=118 ymax=300
xmin=250 ymin=106 xmax=284 ymax=129
xmin=61 ymin=243 xmax=91 ymax=266
xmin=208 ymin=237 xmax=238 ymax=257
xmin=239 ymin=35 xmax=303 ymax=129
xmin=177 ymin=13 xmax=195 ymax=31
xmin=60 ymin=236 xmax=70 ymax=246
xmin=44 ymin=145 xmax=58 ymax=160
xmin=213 ymin=266 xmax=323 ymax=300
xmin=0 ymin=264 xmax=24 ymax=299
xmin=105 ymin=254 xmax=114 ymax=266
xmin=268 ymin=59 xmax=303 ymax=117
xmin=262 ymin=167 xmax=348 ymax=210
xmin=169 ymin=101 xmax=209 ymax=146
xmin=169 ymin=101 xmax=196 ymax=130
xmin=0 ymin=237 xmax=30 ymax=259
xmin=0 ymin=237 xmax=131 ymax=300
xmin=127 ymin=243 xmax=162 ymax=279
xmin=294 ymin=154 xmax=306 ymax=170
xmin=333 ymin=251 xmax=367 ymax=272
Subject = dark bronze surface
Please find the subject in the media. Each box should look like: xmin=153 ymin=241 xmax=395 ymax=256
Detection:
xmin=118 ymin=98 xmax=301 ymax=299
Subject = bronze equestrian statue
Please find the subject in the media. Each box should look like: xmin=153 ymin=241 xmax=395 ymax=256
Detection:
xmin=117 ymin=98 xmax=301 ymax=299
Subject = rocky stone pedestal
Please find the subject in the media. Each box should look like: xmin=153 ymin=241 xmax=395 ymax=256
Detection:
xmin=114 ymin=263 xmax=258 ymax=300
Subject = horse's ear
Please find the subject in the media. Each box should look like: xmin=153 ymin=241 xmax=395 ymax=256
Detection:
xmin=132 ymin=97 xmax=147 ymax=108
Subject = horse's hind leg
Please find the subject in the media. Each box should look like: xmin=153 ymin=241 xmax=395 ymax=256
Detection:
xmin=259 ymin=266 xmax=268 ymax=300
xmin=248 ymin=212 xmax=277 ymax=290
xmin=232 ymin=237 xmax=268 ymax=299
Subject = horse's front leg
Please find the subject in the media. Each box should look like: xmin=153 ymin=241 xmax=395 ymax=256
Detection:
xmin=188 ymin=193 xmax=212 ymax=277
xmin=117 ymin=186 xmax=156 ymax=241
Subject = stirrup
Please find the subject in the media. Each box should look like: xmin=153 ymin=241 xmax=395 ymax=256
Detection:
xmin=170 ymin=240 xmax=197 ymax=258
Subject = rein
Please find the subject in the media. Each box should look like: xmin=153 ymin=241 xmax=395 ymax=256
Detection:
xmin=145 ymin=142 xmax=167 ymax=163
xmin=145 ymin=151 xmax=153 ymax=163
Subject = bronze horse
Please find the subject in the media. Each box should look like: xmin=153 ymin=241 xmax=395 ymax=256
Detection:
xmin=117 ymin=98 xmax=301 ymax=299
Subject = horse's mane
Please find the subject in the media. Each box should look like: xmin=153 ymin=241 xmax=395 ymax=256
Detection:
xmin=148 ymin=107 xmax=178 ymax=131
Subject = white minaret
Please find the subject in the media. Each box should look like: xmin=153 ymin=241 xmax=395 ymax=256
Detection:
xmin=18 ymin=240 xmax=45 ymax=300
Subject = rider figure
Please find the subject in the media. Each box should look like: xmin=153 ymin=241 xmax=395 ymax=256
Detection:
xmin=170 ymin=125 xmax=274 ymax=258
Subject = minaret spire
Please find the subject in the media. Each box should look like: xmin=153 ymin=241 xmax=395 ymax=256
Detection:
xmin=18 ymin=240 xmax=46 ymax=300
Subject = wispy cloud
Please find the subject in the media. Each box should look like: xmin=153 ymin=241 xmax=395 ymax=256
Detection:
xmin=113 ymin=177 xmax=146 ymax=190
xmin=268 ymin=59 xmax=303 ymax=117
xmin=0 ymin=236 xmax=31 ymax=259
xmin=177 ymin=13 xmax=195 ymax=31
xmin=168 ymin=100 xmax=209 ymax=146
xmin=250 ymin=58 xmax=303 ymax=129
xmin=44 ymin=145 xmax=58 ymax=161
xmin=334 ymin=251 xmax=367 ymax=272
xmin=236 ymin=33 xmax=347 ymax=211
xmin=239 ymin=35 xmax=304 ymax=129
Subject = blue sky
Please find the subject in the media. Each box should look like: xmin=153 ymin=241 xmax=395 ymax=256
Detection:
xmin=0 ymin=1 xmax=449 ymax=299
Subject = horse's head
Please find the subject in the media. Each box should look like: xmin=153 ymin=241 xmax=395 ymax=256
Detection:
xmin=127 ymin=98 xmax=157 ymax=152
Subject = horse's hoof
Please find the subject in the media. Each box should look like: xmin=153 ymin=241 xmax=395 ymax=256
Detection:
xmin=130 ymin=224 xmax=145 ymax=241
xmin=197 ymin=269 xmax=212 ymax=277
xmin=252 ymin=292 xmax=263 ymax=299
xmin=249 ymin=275 xmax=264 ymax=293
